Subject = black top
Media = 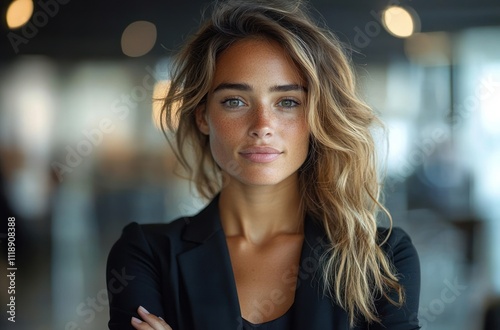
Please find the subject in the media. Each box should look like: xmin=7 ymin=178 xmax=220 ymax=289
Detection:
xmin=242 ymin=305 xmax=293 ymax=329
xmin=106 ymin=195 xmax=421 ymax=329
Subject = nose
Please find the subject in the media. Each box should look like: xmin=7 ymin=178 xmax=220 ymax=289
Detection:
xmin=248 ymin=105 xmax=274 ymax=139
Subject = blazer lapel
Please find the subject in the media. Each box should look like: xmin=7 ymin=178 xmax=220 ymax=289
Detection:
xmin=177 ymin=196 xmax=242 ymax=329
xmin=176 ymin=197 xmax=350 ymax=329
xmin=292 ymin=215 xmax=350 ymax=329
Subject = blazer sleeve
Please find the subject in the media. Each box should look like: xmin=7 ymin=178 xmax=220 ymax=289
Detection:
xmin=106 ymin=222 xmax=166 ymax=330
xmin=371 ymin=227 xmax=421 ymax=330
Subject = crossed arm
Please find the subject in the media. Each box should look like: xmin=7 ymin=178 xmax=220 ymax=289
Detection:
xmin=130 ymin=306 xmax=172 ymax=330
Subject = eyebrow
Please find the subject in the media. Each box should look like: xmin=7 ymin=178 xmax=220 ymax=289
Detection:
xmin=213 ymin=83 xmax=251 ymax=93
xmin=270 ymin=84 xmax=307 ymax=92
xmin=212 ymin=83 xmax=307 ymax=93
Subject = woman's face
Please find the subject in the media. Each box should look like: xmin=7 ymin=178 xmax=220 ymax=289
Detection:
xmin=197 ymin=37 xmax=310 ymax=188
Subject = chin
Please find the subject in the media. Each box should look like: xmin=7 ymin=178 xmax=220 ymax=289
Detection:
xmin=225 ymin=170 xmax=297 ymax=188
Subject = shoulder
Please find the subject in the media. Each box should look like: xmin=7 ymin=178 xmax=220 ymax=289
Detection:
xmin=377 ymin=226 xmax=413 ymax=246
xmin=109 ymin=194 xmax=221 ymax=253
xmin=120 ymin=217 xmax=190 ymax=240
xmin=107 ymin=217 xmax=194 ymax=263
xmin=111 ymin=216 xmax=193 ymax=253
xmin=109 ymin=196 xmax=221 ymax=258
xmin=373 ymin=227 xmax=421 ymax=329
xmin=376 ymin=227 xmax=421 ymax=297
xmin=377 ymin=227 xmax=419 ymax=265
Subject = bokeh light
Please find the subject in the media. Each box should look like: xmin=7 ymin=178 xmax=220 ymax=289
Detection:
xmin=121 ymin=20 xmax=157 ymax=57
xmin=6 ymin=0 xmax=34 ymax=29
xmin=383 ymin=6 xmax=417 ymax=38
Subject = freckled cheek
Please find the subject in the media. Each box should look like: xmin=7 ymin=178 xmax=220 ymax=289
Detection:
xmin=207 ymin=121 xmax=241 ymax=168
xmin=297 ymin=138 xmax=310 ymax=161
xmin=285 ymin=120 xmax=310 ymax=148
xmin=290 ymin=129 xmax=310 ymax=164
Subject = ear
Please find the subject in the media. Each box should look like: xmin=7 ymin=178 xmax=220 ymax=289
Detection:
xmin=195 ymin=104 xmax=210 ymax=135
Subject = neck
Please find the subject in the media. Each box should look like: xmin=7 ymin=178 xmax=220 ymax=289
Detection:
xmin=218 ymin=174 xmax=304 ymax=245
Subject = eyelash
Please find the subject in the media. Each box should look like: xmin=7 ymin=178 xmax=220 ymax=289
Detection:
xmin=220 ymin=97 xmax=301 ymax=109
xmin=277 ymin=98 xmax=300 ymax=108
xmin=221 ymin=97 xmax=246 ymax=108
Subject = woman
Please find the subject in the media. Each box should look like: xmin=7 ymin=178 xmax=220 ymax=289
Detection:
xmin=106 ymin=0 xmax=421 ymax=329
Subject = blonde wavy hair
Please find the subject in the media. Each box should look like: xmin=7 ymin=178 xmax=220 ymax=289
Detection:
xmin=161 ymin=0 xmax=404 ymax=325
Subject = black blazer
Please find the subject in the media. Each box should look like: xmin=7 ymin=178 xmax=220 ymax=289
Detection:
xmin=106 ymin=195 xmax=421 ymax=329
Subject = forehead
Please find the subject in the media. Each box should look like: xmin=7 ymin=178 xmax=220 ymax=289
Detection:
xmin=211 ymin=37 xmax=305 ymax=87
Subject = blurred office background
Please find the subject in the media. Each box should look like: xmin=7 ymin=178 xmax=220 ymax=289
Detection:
xmin=0 ymin=0 xmax=499 ymax=329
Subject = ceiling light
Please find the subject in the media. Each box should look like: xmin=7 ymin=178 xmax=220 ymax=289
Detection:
xmin=383 ymin=6 xmax=419 ymax=38
xmin=6 ymin=0 xmax=34 ymax=29
xmin=121 ymin=21 xmax=157 ymax=57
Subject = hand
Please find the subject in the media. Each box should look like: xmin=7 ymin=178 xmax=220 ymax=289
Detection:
xmin=131 ymin=306 xmax=173 ymax=330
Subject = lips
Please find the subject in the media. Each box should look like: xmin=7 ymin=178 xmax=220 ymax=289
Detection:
xmin=239 ymin=146 xmax=282 ymax=163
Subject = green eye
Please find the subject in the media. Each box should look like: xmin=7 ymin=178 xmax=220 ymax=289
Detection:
xmin=278 ymin=99 xmax=299 ymax=108
xmin=222 ymin=98 xmax=245 ymax=108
